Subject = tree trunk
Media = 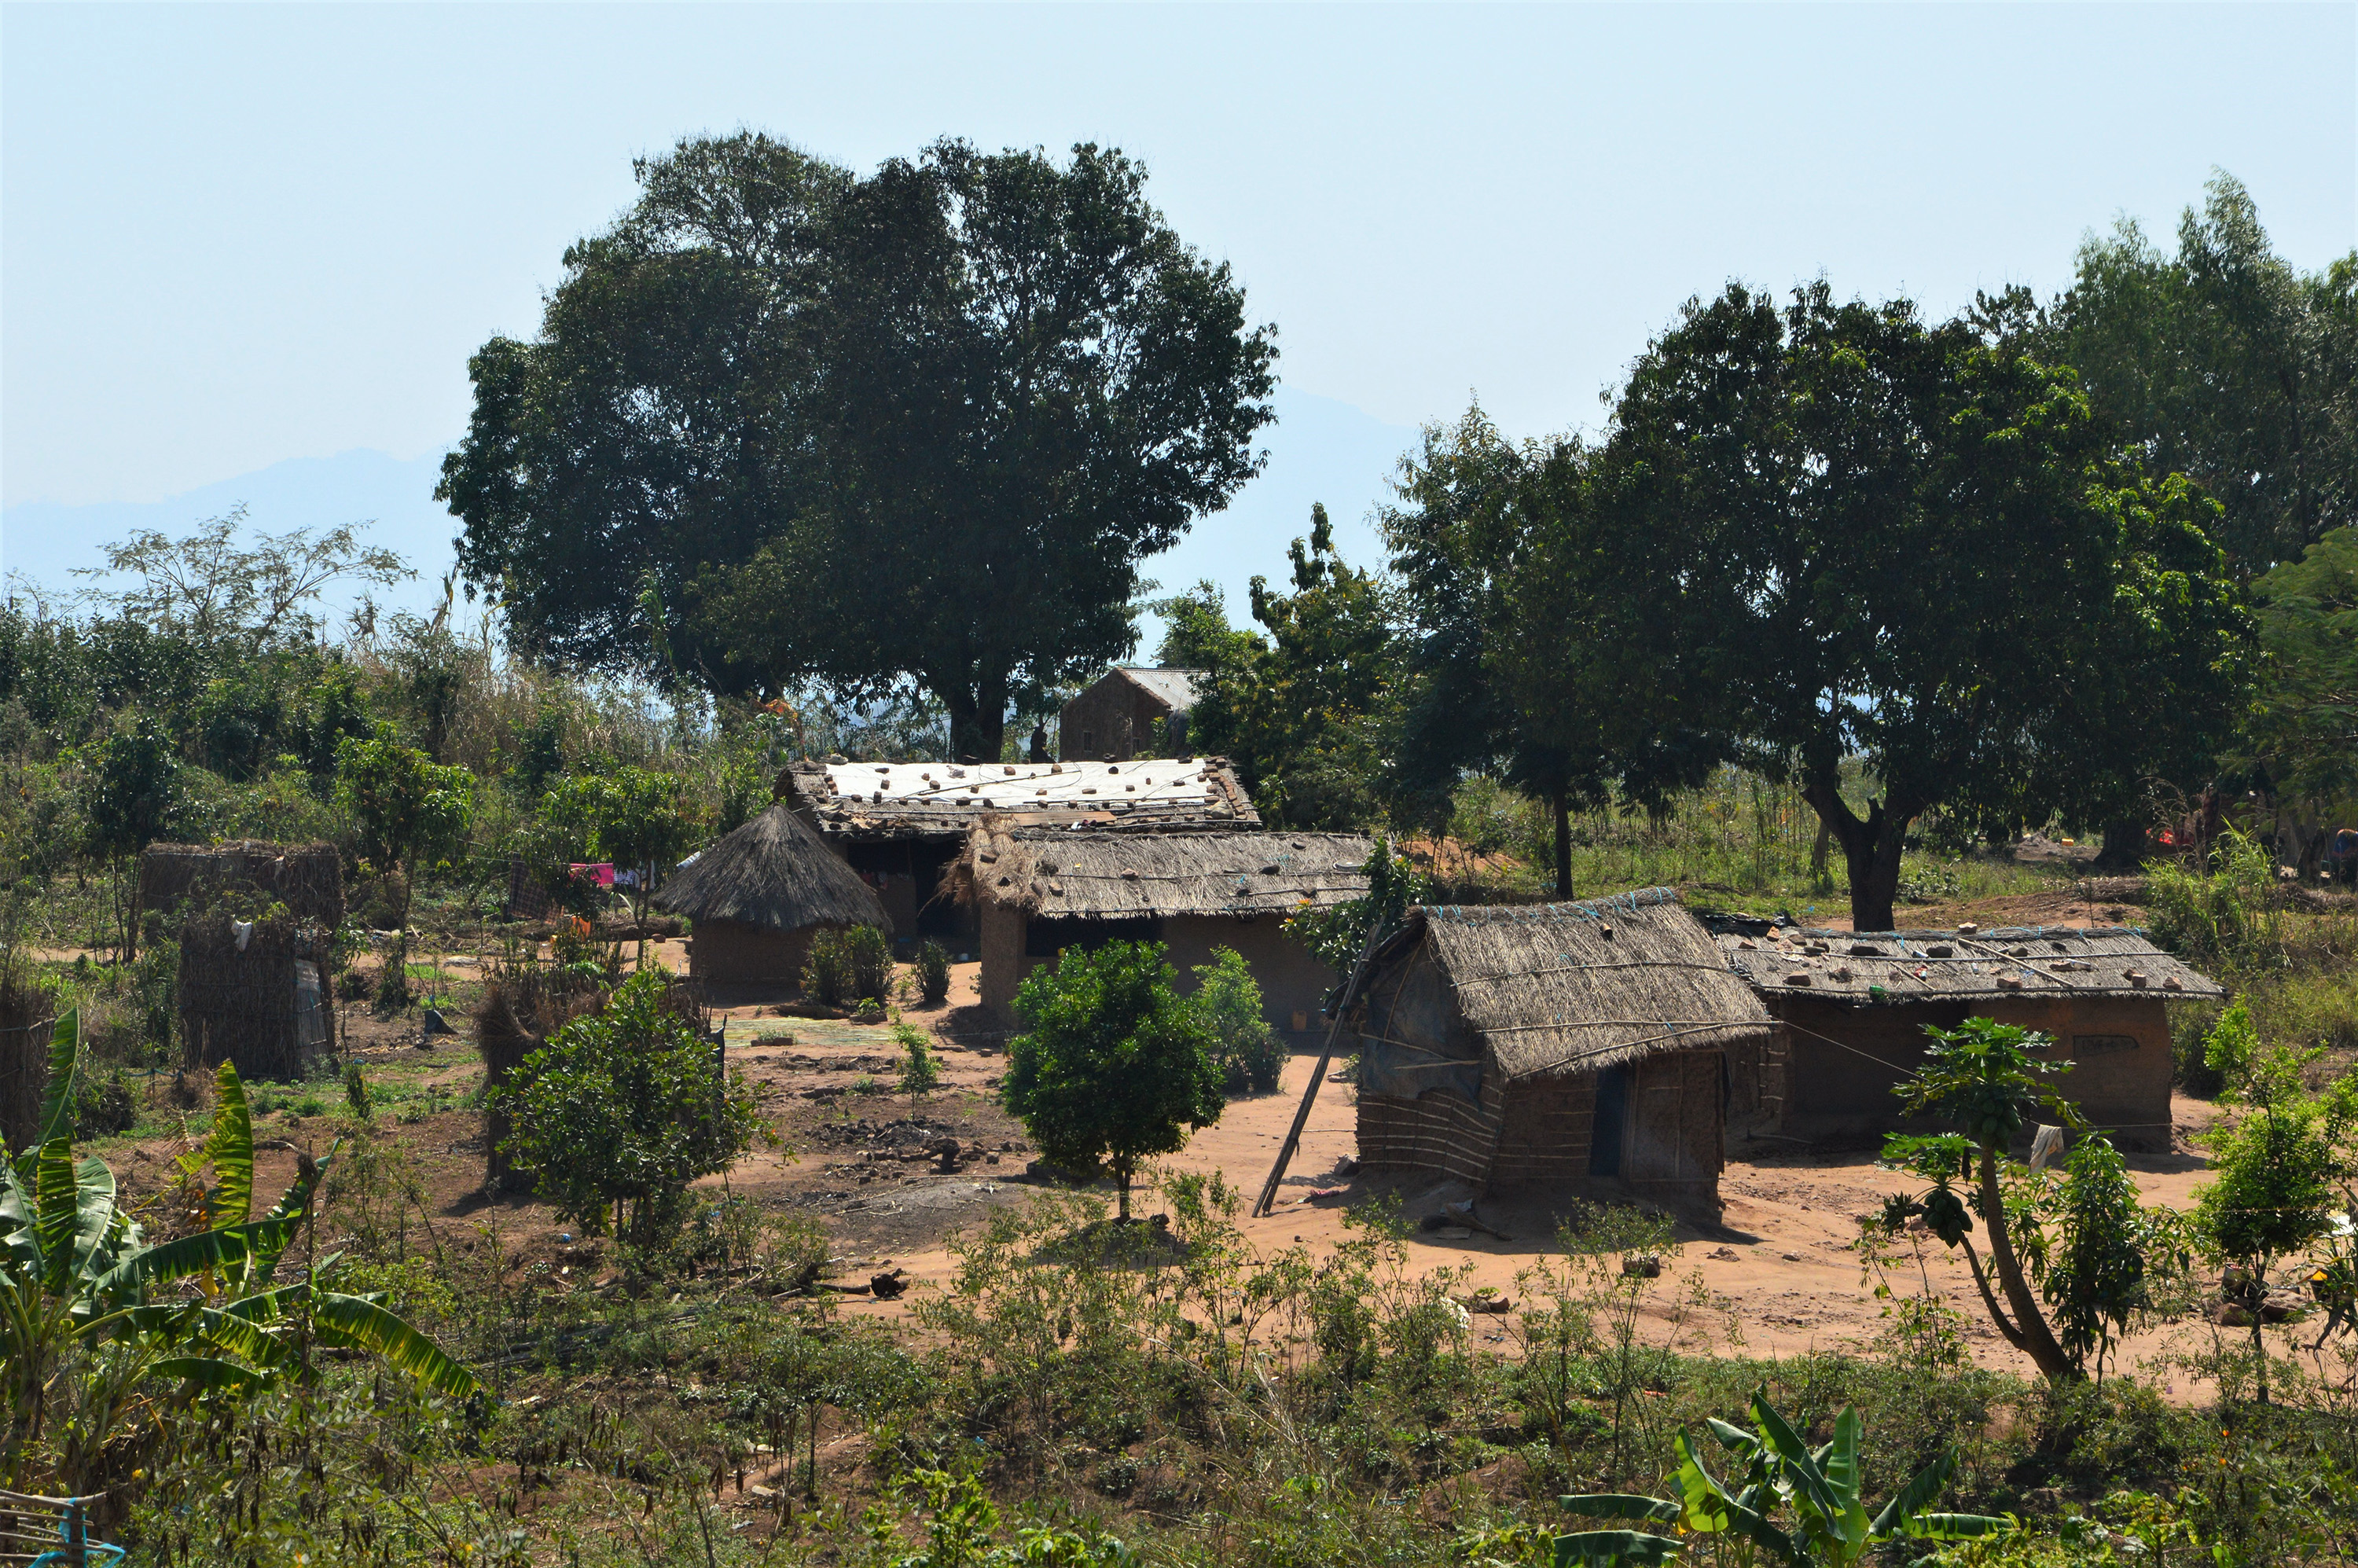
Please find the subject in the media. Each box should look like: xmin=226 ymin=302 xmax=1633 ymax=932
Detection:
xmin=944 ymin=674 xmax=1009 ymax=763
xmin=1802 ymin=780 xmax=1912 ymax=933
xmin=1552 ymin=787 xmax=1572 ymax=902
xmin=1115 ymin=1162 xmax=1132 ymax=1223
xmin=1977 ymin=1141 xmax=2081 ymax=1381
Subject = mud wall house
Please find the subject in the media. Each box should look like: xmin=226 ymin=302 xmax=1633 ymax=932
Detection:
xmin=1351 ymin=890 xmax=1767 ymax=1213
xmin=1710 ymin=922 xmax=2222 ymax=1150
xmin=953 ymin=825 xmax=1372 ymax=1030
xmin=139 ymin=841 xmax=346 ymax=1081
xmin=779 ymin=756 xmax=1258 ymax=949
xmin=653 ymin=803 xmax=891 ymax=987
xmin=1058 ymin=667 xmax=1202 ymax=762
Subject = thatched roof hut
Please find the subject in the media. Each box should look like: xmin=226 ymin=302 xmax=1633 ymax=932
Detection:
xmin=653 ymin=804 xmax=891 ymax=987
xmin=138 ymin=841 xmax=343 ymax=927
xmin=954 ymin=824 xmax=1373 ymax=1029
xmin=1353 ymin=889 xmax=1768 ymax=1208
xmin=1707 ymin=920 xmax=2220 ymax=1149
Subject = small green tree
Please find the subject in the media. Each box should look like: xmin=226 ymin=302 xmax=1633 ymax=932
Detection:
xmin=334 ymin=723 xmax=474 ymax=1004
xmin=80 ymin=718 xmax=185 ymax=961
xmin=541 ymin=766 xmax=698 ymax=964
xmin=894 ymin=1022 xmax=941 ymax=1105
xmin=1004 ymin=941 xmax=1225 ymax=1221
xmin=1880 ymin=1019 xmax=2088 ymax=1381
xmin=1191 ymin=947 xmax=1283 ymax=1092
xmin=2198 ymin=1046 xmax=2345 ymax=1402
xmin=492 ymin=971 xmax=761 ymax=1245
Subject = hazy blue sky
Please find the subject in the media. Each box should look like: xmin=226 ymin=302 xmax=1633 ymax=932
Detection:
xmin=4 ymin=2 xmax=2353 ymax=620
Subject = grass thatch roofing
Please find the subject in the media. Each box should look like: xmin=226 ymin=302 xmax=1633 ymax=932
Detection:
xmin=138 ymin=841 xmax=343 ymax=927
xmin=781 ymin=757 xmax=1258 ymax=841
xmin=1383 ymin=887 xmax=1772 ymax=1081
xmin=654 ymin=804 xmax=891 ymax=935
xmin=1713 ymin=924 xmax=2223 ymax=1003
xmin=954 ymin=825 xmax=1373 ymax=920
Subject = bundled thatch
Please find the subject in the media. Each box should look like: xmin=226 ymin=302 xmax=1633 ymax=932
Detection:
xmin=953 ymin=825 xmax=1372 ymax=919
xmin=655 ymin=805 xmax=890 ymax=935
xmin=1710 ymin=922 xmax=2223 ymax=1004
xmin=780 ymin=756 xmax=1259 ymax=842
xmin=177 ymin=913 xmax=334 ymax=1081
xmin=139 ymin=841 xmax=343 ymax=927
xmin=1371 ymin=889 xmax=1772 ymax=1084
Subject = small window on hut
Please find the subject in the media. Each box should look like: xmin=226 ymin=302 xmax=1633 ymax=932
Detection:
xmin=2072 ymin=1034 xmax=2139 ymax=1057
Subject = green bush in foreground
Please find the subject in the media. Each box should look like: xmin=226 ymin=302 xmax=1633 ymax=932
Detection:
xmin=492 ymin=970 xmax=762 ymax=1245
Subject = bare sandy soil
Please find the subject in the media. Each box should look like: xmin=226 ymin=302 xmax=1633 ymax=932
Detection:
xmin=101 ymin=951 xmax=2255 ymax=1398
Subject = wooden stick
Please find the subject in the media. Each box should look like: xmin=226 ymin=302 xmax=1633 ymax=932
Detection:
xmin=1252 ymin=922 xmax=1383 ymax=1218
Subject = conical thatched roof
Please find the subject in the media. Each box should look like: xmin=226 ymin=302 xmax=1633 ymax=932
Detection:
xmin=1376 ymin=887 xmax=1771 ymax=1081
xmin=654 ymin=805 xmax=890 ymax=934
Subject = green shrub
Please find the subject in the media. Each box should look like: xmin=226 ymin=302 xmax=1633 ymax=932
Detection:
xmin=490 ymin=969 xmax=763 ymax=1245
xmin=71 ymin=1067 xmax=138 ymax=1137
xmin=804 ymin=923 xmax=891 ymax=1008
xmin=1192 ymin=946 xmax=1284 ymax=1092
xmin=916 ymin=938 xmax=951 ymax=1004
xmin=895 ymin=1021 xmax=941 ymax=1103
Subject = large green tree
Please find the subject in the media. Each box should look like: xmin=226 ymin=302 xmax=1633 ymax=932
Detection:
xmin=440 ymin=133 xmax=1277 ymax=762
xmin=1188 ymin=505 xmax=1399 ymax=829
xmin=2052 ymin=173 xmax=2358 ymax=575
xmin=1386 ymin=404 xmax=1729 ymax=898
xmin=1586 ymin=281 xmax=2250 ymax=931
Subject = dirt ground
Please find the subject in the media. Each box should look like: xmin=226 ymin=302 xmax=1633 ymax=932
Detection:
xmin=100 ymin=949 xmax=2254 ymax=1398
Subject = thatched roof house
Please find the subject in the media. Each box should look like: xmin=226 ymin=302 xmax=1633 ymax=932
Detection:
xmin=655 ymin=803 xmax=891 ymax=987
xmin=1353 ymin=889 xmax=1768 ymax=1210
xmin=955 ymin=824 xmax=1373 ymax=1030
xmin=1710 ymin=920 xmax=2222 ymax=1149
xmin=138 ymin=841 xmax=343 ymax=927
xmin=779 ymin=756 xmax=1258 ymax=942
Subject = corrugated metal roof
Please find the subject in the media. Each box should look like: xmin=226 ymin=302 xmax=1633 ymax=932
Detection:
xmin=1713 ymin=924 xmax=2224 ymax=1003
xmin=1109 ymin=666 xmax=1201 ymax=711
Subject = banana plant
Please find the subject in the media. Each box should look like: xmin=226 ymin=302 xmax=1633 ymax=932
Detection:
xmin=1556 ymin=1392 xmax=2007 ymax=1566
xmin=2 ymin=1012 xmax=477 ymax=1493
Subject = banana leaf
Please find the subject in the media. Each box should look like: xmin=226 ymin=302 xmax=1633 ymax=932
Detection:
xmin=94 ymin=1210 xmax=309 ymax=1299
xmin=33 ymin=1010 xmax=80 ymax=1151
xmin=1871 ymin=1448 xmax=1957 ymax=1539
xmin=36 ymin=1140 xmax=80 ymax=1296
xmin=205 ymin=1064 xmax=255 ymax=1228
xmin=1751 ymin=1394 xmax=1845 ymax=1537
xmin=1907 ymin=1513 xmax=2010 ymax=1541
xmin=1559 ymin=1496 xmax=1679 ymax=1525
xmin=311 ymin=1292 xmax=479 ymax=1397
xmin=1554 ymin=1529 xmax=1682 ymax=1566
xmin=149 ymin=1355 xmax=274 ymax=1393
xmin=1819 ymin=1407 xmax=1869 ymax=1549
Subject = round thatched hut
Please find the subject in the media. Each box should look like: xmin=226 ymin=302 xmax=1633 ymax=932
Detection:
xmin=654 ymin=804 xmax=891 ymax=987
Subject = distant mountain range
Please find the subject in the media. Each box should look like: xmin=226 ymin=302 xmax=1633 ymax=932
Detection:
xmin=1 ymin=387 xmax=1420 ymax=648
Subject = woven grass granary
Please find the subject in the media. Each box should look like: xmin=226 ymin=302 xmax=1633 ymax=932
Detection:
xmin=141 ymin=842 xmax=344 ymax=1081
xmin=780 ymin=756 xmax=1258 ymax=945
xmin=138 ymin=840 xmax=344 ymax=927
xmin=654 ymin=803 xmax=891 ymax=987
xmin=1710 ymin=921 xmax=2223 ymax=1149
xmin=954 ymin=824 xmax=1372 ymax=1030
xmin=1351 ymin=890 xmax=1768 ymax=1211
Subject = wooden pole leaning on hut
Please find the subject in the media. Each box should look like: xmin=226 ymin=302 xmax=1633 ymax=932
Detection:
xmin=1252 ymin=921 xmax=1383 ymax=1219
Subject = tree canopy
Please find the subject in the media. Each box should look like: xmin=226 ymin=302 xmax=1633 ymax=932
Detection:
xmin=1571 ymin=281 xmax=2251 ymax=929
xmin=440 ymin=132 xmax=1277 ymax=760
